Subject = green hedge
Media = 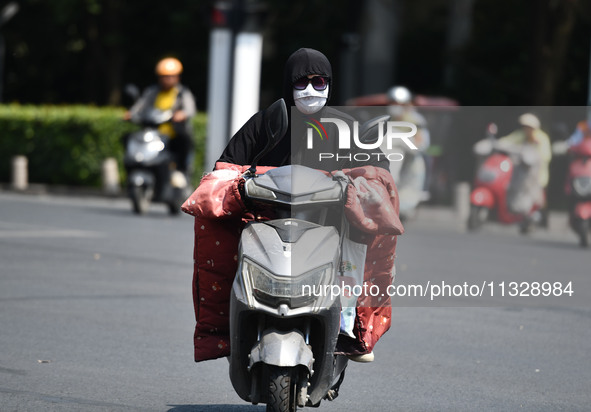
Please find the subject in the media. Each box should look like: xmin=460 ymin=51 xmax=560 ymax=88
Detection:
xmin=0 ymin=104 xmax=207 ymax=187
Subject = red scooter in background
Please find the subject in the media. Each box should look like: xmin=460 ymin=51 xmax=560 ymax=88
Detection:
xmin=554 ymin=137 xmax=591 ymax=247
xmin=468 ymin=123 xmax=544 ymax=233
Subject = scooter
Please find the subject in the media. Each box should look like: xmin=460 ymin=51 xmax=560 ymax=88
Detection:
xmin=381 ymin=137 xmax=429 ymax=221
xmin=553 ymin=138 xmax=591 ymax=247
xmin=228 ymin=99 xmax=383 ymax=411
xmin=123 ymin=107 xmax=190 ymax=215
xmin=468 ymin=123 xmax=544 ymax=233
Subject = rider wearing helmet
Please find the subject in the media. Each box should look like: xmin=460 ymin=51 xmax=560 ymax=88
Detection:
xmin=498 ymin=113 xmax=552 ymax=191
xmin=124 ymin=57 xmax=197 ymax=174
xmin=386 ymin=86 xmax=432 ymax=193
xmin=566 ymin=118 xmax=591 ymax=147
xmin=386 ymin=86 xmax=430 ymax=151
xmin=497 ymin=113 xmax=552 ymax=227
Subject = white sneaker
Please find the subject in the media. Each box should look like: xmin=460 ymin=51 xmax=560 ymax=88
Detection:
xmin=347 ymin=351 xmax=374 ymax=363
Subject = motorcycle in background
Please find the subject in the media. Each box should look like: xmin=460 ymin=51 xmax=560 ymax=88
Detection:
xmin=123 ymin=86 xmax=191 ymax=215
xmin=553 ymin=138 xmax=591 ymax=247
xmin=468 ymin=123 xmax=544 ymax=233
xmin=382 ymin=136 xmax=429 ymax=221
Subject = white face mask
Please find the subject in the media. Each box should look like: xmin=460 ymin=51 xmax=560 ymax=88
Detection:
xmin=293 ymin=83 xmax=329 ymax=114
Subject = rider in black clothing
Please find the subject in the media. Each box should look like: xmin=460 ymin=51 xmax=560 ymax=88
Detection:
xmin=217 ymin=48 xmax=389 ymax=172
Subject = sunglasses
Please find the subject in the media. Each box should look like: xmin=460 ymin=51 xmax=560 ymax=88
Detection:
xmin=293 ymin=76 xmax=328 ymax=91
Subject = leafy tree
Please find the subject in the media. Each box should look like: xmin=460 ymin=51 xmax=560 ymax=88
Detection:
xmin=1 ymin=0 xmax=210 ymax=105
xmin=1 ymin=0 xmax=590 ymax=106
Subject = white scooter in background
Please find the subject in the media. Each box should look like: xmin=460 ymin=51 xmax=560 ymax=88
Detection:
xmin=384 ymin=142 xmax=429 ymax=221
xmin=123 ymin=85 xmax=191 ymax=215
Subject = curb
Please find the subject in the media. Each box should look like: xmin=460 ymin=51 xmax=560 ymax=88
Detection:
xmin=410 ymin=205 xmax=572 ymax=237
xmin=0 ymin=183 xmax=125 ymax=199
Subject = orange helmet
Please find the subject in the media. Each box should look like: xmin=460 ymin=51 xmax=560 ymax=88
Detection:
xmin=155 ymin=58 xmax=183 ymax=76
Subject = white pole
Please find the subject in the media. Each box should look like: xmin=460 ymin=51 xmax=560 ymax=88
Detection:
xmin=205 ymin=28 xmax=233 ymax=173
xmin=101 ymin=157 xmax=120 ymax=195
xmin=454 ymin=181 xmax=470 ymax=229
xmin=11 ymin=155 xmax=27 ymax=190
xmin=230 ymin=32 xmax=263 ymax=136
xmin=587 ymin=38 xmax=591 ymax=123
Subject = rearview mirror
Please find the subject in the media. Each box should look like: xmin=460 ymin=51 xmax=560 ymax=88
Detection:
xmin=265 ymin=98 xmax=289 ymax=143
xmin=359 ymin=115 xmax=391 ymax=144
xmin=124 ymin=83 xmax=140 ymax=101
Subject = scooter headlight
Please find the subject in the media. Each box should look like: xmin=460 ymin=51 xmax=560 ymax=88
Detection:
xmin=573 ymin=177 xmax=591 ymax=197
xmin=243 ymin=259 xmax=332 ymax=309
xmin=128 ymin=135 xmax=165 ymax=163
xmin=477 ymin=167 xmax=498 ymax=183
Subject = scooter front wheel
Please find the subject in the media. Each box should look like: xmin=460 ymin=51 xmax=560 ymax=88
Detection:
xmin=578 ymin=219 xmax=589 ymax=248
xmin=267 ymin=366 xmax=297 ymax=412
xmin=167 ymin=188 xmax=184 ymax=215
xmin=467 ymin=205 xmax=488 ymax=231
xmin=131 ymin=185 xmax=153 ymax=215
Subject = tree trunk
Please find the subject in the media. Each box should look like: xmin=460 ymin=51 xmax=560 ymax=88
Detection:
xmin=444 ymin=0 xmax=475 ymax=89
xmin=531 ymin=0 xmax=578 ymax=106
xmin=81 ymin=1 xmax=123 ymax=105
xmin=103 ymin=0 xmax=124 ymax=106
xmin=359 ymin=0 xmax=402 ymax=95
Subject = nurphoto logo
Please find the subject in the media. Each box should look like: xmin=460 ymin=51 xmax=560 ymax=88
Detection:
xmin=306 ymin=118 xmax=418 ymax=163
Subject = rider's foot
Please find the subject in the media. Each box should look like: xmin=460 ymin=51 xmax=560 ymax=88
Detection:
xmin=347 ymin=351 xmax=374 ymax=363
xmin=540 ymin=209 xmax=549 ymax=228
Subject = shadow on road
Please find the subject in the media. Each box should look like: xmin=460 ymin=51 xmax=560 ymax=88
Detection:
xmin=529 ymin=237 xmax=587 ymax=251
xmin=86 ymin=205 xmax=181 ymax=220
xmin=167 ymin=405 xmax=263 ymax=412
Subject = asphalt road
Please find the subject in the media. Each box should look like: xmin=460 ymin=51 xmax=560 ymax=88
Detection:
xmin=0 ymin=192 xmax=590 ymax=412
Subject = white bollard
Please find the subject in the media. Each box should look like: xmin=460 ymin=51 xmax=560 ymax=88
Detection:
xmin=454 ymin=182 xmax=471 ymax=225
xmin=11 ymin=155 xmax=28 ymax=191
xmin=101 ymin=157 xmax=120 ymax=195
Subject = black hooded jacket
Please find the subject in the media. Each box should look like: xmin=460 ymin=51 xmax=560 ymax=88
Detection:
xmin=216 ymin=48 xmax=389 ymax=171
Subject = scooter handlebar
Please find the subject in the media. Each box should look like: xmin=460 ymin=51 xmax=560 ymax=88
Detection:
xmin=473 ymin=139 xmax=494 ymax=156
xmin=552 ymin=141 xmax=569 ymax=156
xmin=130 ymin=108 xmax=174 ymax=127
